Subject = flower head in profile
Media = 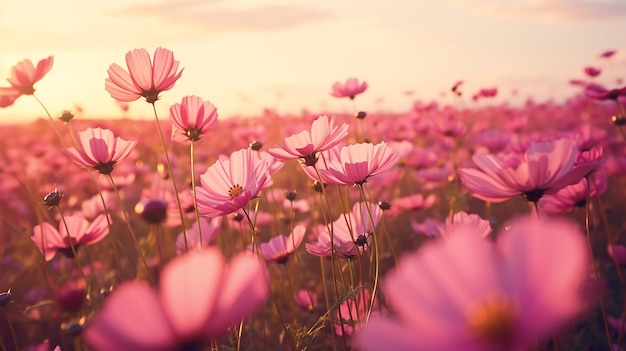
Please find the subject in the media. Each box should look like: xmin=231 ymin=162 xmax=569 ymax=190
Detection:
xmin=84 ymin=248 xmax=269 ymax=351
xmin=169 ymin=95 xmax=219 ymax=143
xmin=359 ymin=216 xmax=590 ymax=351
xmin=321 ymin=142 xmax=400 ymax=186
xmin=32 ymin=214 xmax=109 ymax=261
xmin=257 ymin=224 xmax=306 ymax=264
xmin=331 ymin=78 xmax=368 ymax=99
xmin=458 ymin=138 xmax=602 ymax=204
xmin=268 ymin=115 xmax=349 ymax=166
xmin=0 ymin=56 xmax=54 ymax=108
xmin=65 ymin=128 xmax=137 ymax=175
xmin=196 ymin=148 xmax=272 ymax=218
xmin=105 ymin=47 xmax=183 ymax=104
xmin=439 ymin=211 xmax=492 ymax=239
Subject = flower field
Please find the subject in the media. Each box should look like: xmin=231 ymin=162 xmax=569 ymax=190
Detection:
xmin=0 ymin=48 xmax=625 ymax=351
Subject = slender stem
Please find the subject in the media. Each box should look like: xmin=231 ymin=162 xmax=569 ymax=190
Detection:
xmin=358 ymin=184 xmax=380 ymax=326
xmin=31 ymin=93 xmax=66 ymax=148
xmin=2 ymin=308 xmax=18 ymax=351
xmin=150 ymin=102 xmax=188 ymax=251
xmin=584 ymin=177 xmax=612 ymax=349
xmin=107 ymin=174 xmax=152 ymax=282
xmin=283 ymin=263 xmax=299 ymax=325
xmin=190 ymin=141 xmax=203 ymax=247
xmin=56 ymin=207 xmax=90 ymax=296
xmin=236 ymin=319 xmax=244 ymax=351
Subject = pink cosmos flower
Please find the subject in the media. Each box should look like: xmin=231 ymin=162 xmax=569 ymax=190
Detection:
xmin=175 ymin=217 xmax=222 ymax=254
xmin=410 ymin=218 xmax=443 ymax=238
xmin=105 ymin=47 xmax=183 ymax=103
xmin=386 ymin=193 xmax=437 ymax=217
xmin=458 ymin=138 xmax=602 ymax=203
xmin=336 ymin=287 xmax=374 ymax=336
xmin=268 ymin=115 xmax=349 ymax=166
xmin=32 ymin=214 xmax=109 ymax=261
xmin=65 ymin=128 xmax=137 ymax=175
xmin=601 ymin=50 xmax=617 ymax=58
xmin=538 ymin=171 xmax=607 ymax=215
xmin=84 ymin=248 xmax=269 ymax=351
xmin=321 ymin=142 xmax=400 ymax=186
xmin=330 ymin=78 xmax=368 ymax=99
xmin=439 ymin=211 xmax=492 ymax=239
xmin=608 ymin=245 xmax=626 ymax=265
xmin=584 ymin=66 xmax=602 ymax=78
xmin=257 ymin=224 xmax=306 ymax=264
xmin=0 ymin=56 xmax=54 ymax=108
xmin=359 ymin=216 xmax=590 ymax=351
xmin=584 ymin=83 xmax=626 ymax=101
xmin=294 ymin=289 xmax=318 ymax=311
xmin=195 ymin=148 xmax=272 ymax=218
xmin=169 ymin=95 xmax=219 ymax=143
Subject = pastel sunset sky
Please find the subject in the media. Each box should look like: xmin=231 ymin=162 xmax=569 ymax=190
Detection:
xmin=1 ymin=0 xmax=625 ymax=123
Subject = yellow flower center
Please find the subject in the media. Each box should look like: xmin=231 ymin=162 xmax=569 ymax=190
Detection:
xmin=466 ymin=295 xmax=516 ymax=342
xmin=228 ymin=184 xmax=244 ymax=199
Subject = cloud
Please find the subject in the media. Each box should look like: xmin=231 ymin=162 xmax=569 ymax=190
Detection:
xmin=111 ymin=1 xmax=332 ymax=32
xmin=450 ymin=0 xmax=626 ymax=23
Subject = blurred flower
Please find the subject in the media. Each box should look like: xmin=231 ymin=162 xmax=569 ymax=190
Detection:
xmin=330 ymin=78 xmax=368 ymax=99
xmin=294 ymin=289 xmax=317 ymax=312
xmin=169 ymin=95 xmax=219 ymax=143
xmin=584 ymin=66 xmax=601 ymax=78
xmin=84 ymin=248 xmax=269 ymax=350
xmin=176 ymin=217 xmax=222 ymax=254
xmin=359 ymin=216 xmax=591 ymax=351
xmin=584 ymin=83 xmax=626 ymax=101
xmin=608 ymin=245 xmax=626 ymax=265
xmin=0 ymin=56 xmax=54 ymax=108
xmin=600 ymin=50 xmax=617 ymax=58
xmin=32 ymin=214 xmax=109 ymax=261
xmin=539 ymin=171 xmax=607 ymax=215
xmin=105 ymin=47 xmax=183 ymax=103
xmin=196 ymin=148 xmax=272 ymax=217
xmin=65 ymin=128 xmax=137 ymax=175
xmin=268 ymin=115 xmax=348 ymax=166
xmin=439 ymin=211 xmax=492 ymax=239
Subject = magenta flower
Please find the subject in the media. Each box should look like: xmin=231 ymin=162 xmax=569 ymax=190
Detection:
xmin=0 ymin=56 xmax=54 ymax=108
xmin=169 ymin=95 xmax=219 ymax=143
xmin=584 ymin=66 xmax=602 ymax=78
xmin=268 ymin=115 xmax=349 ymax=166
xmin=458 ymin=138 xmax=602 ymax=203
xmin=601 ymin=50 xmax=617 ymax=58
xmin=257 ymin=224 xmax=306 ymax=264
xmin=330 ymin=78 xmax=368 ymax=99
xmin=538 ymin=171 xmax=607 ymax=215
xmin=195 ymin=148 xmax=272 ymax=217
xmin=105 ymin=47 xmax=183 ymax=103
xmin=359 ymin=216 xmax=590 ymax=351
xmin=65 ymin=128 xmax=137 ymax=175
xmin=608 ymin=245 xmax=626 ymax=265
xmin=321 ymin=142 xmax=400 ymax=186
xmin=584 ymin=83 xmax=626 ymax=101
xmin=32 ymin=214 xmax=109 ymax=261
xmin=84 ymin=248 xmax=269 ymax=351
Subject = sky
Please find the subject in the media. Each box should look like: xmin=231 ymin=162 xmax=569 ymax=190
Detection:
xmin=1 ymin=0 xmax=626 ymax=123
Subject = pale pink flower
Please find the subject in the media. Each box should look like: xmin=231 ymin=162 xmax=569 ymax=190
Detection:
xmin=32 ymin=214 xmax=109 ymax=261
xmin=330 ymin=78 xmax=368 ymax=99
xmin=105 ymin=47 xmax=183 ymax=103
xmin=84 ymin=248 xmax=269 ymax=351
xmin=176 ymin=217 xmax=222 ymax=254
xmin=439 ymin=212 xmax=492 ymax=239
xmin=257 ymin=224 xmax=306 ymax=264
xmin=196 ymin=148 xmax=272 ymax=217
xmin=268 ymin=115 xmax=349 ymax=166
xmin=65 ymin=128 xmax=137 ymax=175
xmin=386 ymin=193 xmax=436 ymax=217
xmin=410 ymin=218 xmax=443 ymax=238
xmin=458 ymin=138 xmax=602 ymax=203
xmin=0 ymin=56 xmax=54 ymax=108
xmin=359 ymin=216 xmax=590 ymax=351
xmin=169 ymin=95 xmax=218 ymax=143
xmin=321 ymin=142 xmax=400 ymax=186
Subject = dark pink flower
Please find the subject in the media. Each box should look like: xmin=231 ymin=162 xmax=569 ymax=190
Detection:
xmin=600 ymin=50 xmax=617 ymax=58
xmin=608 ymin=245 xmax=626 ymax=265
xmin=32 ymin=214 xmax=109 ymax=261
xmin=0 ymin=56 xmax=53 ymax=108
xmin=538 ymin=171 xmax=607 ymax=215
xmin=268 ymin=115 xmax=349 ymax=166
xmin=359 ymin=216 xmax=590 ymax=351
xmin=584 ymin=66 xmax=602 ymax=78
xmin=105 ymin=47 xmax=183 ymax=103
xmin=84 ymin=248 xmax=269 ymax=351
xmin=330 ymin=78 xmax=368 ymax=99
xmin=169 ymin=95 xmax=218 ymax=143
xmin=584 ymin=83 xmax=626 ymax=101
xmin=196 ymin=148 xmax=272 ymax=217
xmin=65 ymin=128 xmax=137 ymax=175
